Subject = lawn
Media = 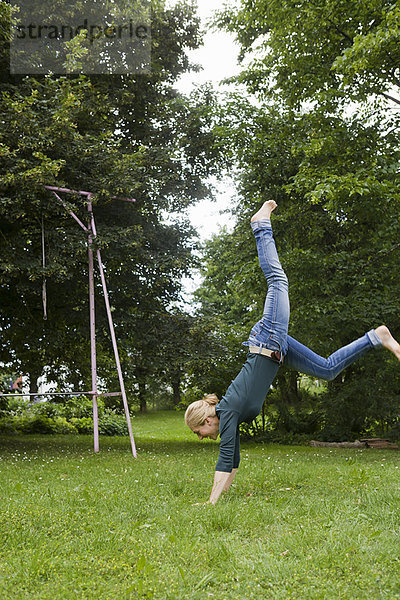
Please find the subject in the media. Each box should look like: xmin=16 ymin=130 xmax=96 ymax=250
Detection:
xmin=0 ymin=410 xmax=399 ymax=600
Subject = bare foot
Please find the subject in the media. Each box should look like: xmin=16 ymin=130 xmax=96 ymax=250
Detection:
xmin=251 ymin=200 xmax=277 ymax=223
xmin=375 ymin=325 xmax=400 ymax=361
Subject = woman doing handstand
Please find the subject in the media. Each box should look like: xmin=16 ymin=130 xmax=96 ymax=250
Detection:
xmin=185 ymin=201 xmax=400 ymax=505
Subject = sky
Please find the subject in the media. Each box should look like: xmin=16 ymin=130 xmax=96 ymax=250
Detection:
xmin=174 ymin=0 xmax=241 ymax=96
xmin=170 ymin=0 xmax=242 ymax=239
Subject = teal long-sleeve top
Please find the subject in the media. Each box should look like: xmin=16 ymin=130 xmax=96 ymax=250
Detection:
xmin=214 ymin=353 xmax=280 ymax=472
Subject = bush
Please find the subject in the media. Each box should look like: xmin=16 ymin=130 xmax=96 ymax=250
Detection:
xmin=5 ymin=395 xmax=30 ymax=415
xmin=0 ymin=417 xmax=18 ymax=435
xmin=385 ymin=421 xmax=400 ymax=442
xmin=70 ymin=417 xmax=94 ymax=434
xmin=245 ymin=429 xmax=311 ymax=445
xmin=62 ymin=396 xmax=104 ymax=420
xmin=28 ymin=402 xmax=61 ymax=419
xmin=4 ymin=395 xmax=102 ymax=419
xmin=276 ymin=405 xmax=323 ymax=435
xmin=51 ymin=417 xmax=78 ymax=434
xmin=99 ymin=410 xmax=129 ymax=436
xmin=18 ymin=415 xmax=77 ymax=434
xmin=19 ymin=415 xmax=56 ymax=434
xmin=0 ymin=415 xmax=78 ymax=435
xmin=27 ymin=395 xmax=99 ymax=420
xmin=0 ymin=405 xmax=130 ymax=437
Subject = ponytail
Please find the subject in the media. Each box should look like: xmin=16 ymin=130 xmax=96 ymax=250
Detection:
xmin=184 ymin=394 xmax=219 ymax=429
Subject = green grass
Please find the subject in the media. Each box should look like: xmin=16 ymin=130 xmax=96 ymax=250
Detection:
xmin=0 ymin=410 xmax=399 ymax=599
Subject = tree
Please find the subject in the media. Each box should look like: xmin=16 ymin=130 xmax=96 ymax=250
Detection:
xmin=217 ymin=0 xmax=400 ymax=109
xmin=0 ymin=1 xmax=223 ymax=401
xmin=199 ymin=0 xmax=400 ymax=437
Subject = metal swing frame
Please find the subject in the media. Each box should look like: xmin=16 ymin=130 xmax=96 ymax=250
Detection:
xmin=0 ymin=186 xmax=137 ymax=457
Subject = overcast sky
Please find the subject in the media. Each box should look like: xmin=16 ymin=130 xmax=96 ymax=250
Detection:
xmin=168 ymin=0 xmax=242 ymax=239
xmin=174 ymin=0 xmax=241 ymax=95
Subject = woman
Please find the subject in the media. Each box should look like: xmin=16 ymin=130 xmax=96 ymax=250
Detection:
xmin=185 ymin=200 xmax=400 ymax=505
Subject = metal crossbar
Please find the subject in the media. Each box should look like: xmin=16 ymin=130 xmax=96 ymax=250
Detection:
xmin=0 ymin=391 xmax=122 ymax=398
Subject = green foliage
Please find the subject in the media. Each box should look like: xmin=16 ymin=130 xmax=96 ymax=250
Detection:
xmin=217 ymin=0 xmax=400 ymax=108
xmin=194 ymin=0 xmax=400 ymax=440
xmin=0 ymin=370 xmax=14 ymax=392
xmin=69 ymin=417 xmax=93 ymax=435
xmin=0 ymin=414 xmax=78 ymax=435
xmin=98 ymin=410 xmax=129 ymax=436
xmin=319 ymin=353 xmax=400 ymax=441
xmin=0 ymin=417 xmax=18 ymax=434
xmin=386 ymin=421 xmax=400 ymax=441
xmin=6 ymin=394 xmax=98 ymax=418
xmin=0 ymin=1 xmax=222 ymax=402
xmin=61 ymin=395 xmax=102 ymax=420
xmin=0 ymin=395 xmax=129 ymax=435
xmin=248 ymin=430 xmax=313 ymax=446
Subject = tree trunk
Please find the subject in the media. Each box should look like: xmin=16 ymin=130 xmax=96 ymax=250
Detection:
xmin=171 ymin=370 xmax=181 ymax=406
xmin=28 ymin=369 xmax=40 ymax=397
xmin=289 ymin=370 xmax=299 ymax=401
xmin=278 ymin=370 xmax=300 ymax=404
xmin=138 ymin=380 xmax=147 ymax=413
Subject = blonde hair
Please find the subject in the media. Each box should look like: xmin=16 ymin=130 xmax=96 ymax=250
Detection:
xmin=184 ymin=394 xmax=219 ymax=429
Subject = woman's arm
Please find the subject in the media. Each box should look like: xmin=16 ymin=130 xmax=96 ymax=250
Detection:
xmin=208 ymin=468 xmax=238 ymax=504
xmin=209 ymin=471 xmax=231 ymax=504
xmin=223 ymin=468 xmax=238 ymax=491
xmin=209 ymin=410 xmax=241 ymax=504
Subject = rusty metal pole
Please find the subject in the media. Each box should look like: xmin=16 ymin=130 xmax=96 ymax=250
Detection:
xmin=89 ymin=208 xmax=137 ymax=458
xmin=88 ymin=200 xmax=99 ymax=453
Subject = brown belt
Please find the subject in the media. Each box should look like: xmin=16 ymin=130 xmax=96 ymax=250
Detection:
xmin=249 ymin=346 xmax=283 ymax=363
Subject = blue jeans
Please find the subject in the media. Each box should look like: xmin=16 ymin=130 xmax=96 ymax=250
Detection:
xmin=243 ymin=219 xmax=382 ymax=380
